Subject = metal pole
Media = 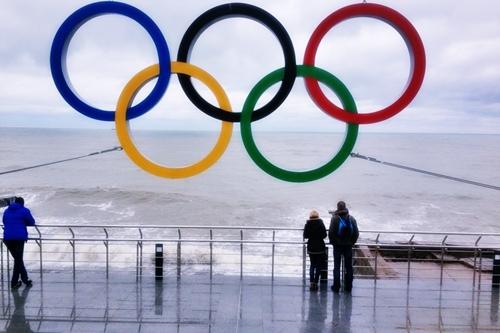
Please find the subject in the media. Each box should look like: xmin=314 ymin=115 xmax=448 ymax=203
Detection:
xmin=210 ymin=229 xmax=213 ymax=280
xmin=136 ymin=240 xmax=139 ymax=282
xmin=69 ymin=227 xmax=75 ymax=281
xmin=440 ymin=235 xmax=448 ymax=286
xmin=472 ymin=249 xmax=477 ymax=289
xmin=6 ymin=243 xmax=10 ymax=285
xmin=302 ymin=242 xmax=306 ymax=285
xmin=320 ymin=247 xmax=328 ymax=285
xmin=473 ymin=236 xmax=482 ymax=289
xmin=0 ymin=242 xmax=3 ymax=288
xmin=1 ymin=245 xmax=8 ymax=316
xmin=271 ymin=230 xmax=275 ymax=282
xmin=374 ymin=234 xmax=380 ymax=280
xmin=240 ymin=230 xmax=243 ymax=280
xmin=104 ymin=228 xmax=109 ymax=279
xmin=139 ymin=228 xmax=143 ymax=281
xmin=35 ymin=226 xmax=43 ymax=281
xmin=177 ymin=229 xmax=181 ymax=279
xmin=478 ymin=249 xmax=483 ymax=290
xmin=407 ymin=235 xmax=415 ymax=285
xmin=39 ymin=239 xmax=43 ymax=282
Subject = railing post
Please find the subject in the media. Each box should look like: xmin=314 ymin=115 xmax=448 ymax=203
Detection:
xmin=240 ymin=230 xmax=243 ymax=280
xmin=320 ymin=247 xmax=329 ymax=285
xmin=137 ymin=228 xmax=143 ymax=282
xmin=473 ymin=236 xmax=482 ymax=289
xmin=210 ymin=229 xmax=213 ymax=280
xmin=1 ymin=248 xmax=3 ymax=315
xmin=103 ymin=228 xmax=109 ymax=279
xmin=407 ymin=234 xmax=415 ymax=285
xmin=0 ymin=241 xmax=3 ymax=288
xmin=440 ymin=235 xmax=448 ymax=286
xmin=7 ymin=242 xmax=10 ymax=285
xmin=177 ymin=229 xmax=181 ymax=279
xmin=35 ymin=226 xmax=43 ymax=282
xmin=479 ymin=249 xmax=483 ymax=290
xmin=271 ymin=230 xmax=275 ymax=282
xmin=302 ymin=241 xmax=306 ymax=285
xmin=374 ymin=234 xmax=380 ymax=281
xmin=69 ymin=227 xmax=75 ymax=281
xmin=136 ymin=239 xmax=139 ymax=282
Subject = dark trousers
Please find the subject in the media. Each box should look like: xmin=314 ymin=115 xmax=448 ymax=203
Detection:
xmin=333 ymin=245 xmax=353 ymax=291
xmin=3 ymin=240 xmax=29 ymax=285
xmin=309 ymin=252 xmax=326 ymax=284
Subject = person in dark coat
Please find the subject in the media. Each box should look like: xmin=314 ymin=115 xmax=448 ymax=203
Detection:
xmin=303 ymin=210 xmax=327 ymax=291
xmin=2 ymin=197 xmax=35 ymax=289
xmin=328 ymin=201 xmax=359 ymax=293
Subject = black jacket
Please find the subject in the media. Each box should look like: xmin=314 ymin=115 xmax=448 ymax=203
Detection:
xmin=303 ymin=218 xmax=327 ymax=254
xmin=328 ymin=210 xmax=359 ymax=246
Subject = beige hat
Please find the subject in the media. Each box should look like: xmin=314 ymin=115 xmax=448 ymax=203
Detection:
xmin=309 ymin=210 xmax=319 ymax=219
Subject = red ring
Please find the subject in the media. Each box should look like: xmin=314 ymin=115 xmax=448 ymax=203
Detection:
xmin=303 ymin=3 xmax=426 ymax=124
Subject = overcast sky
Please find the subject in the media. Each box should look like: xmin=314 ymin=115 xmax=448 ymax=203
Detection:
xmin=1 ymin=0 xmax=499 ymax=133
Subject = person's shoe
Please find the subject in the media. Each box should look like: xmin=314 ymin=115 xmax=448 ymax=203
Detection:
xmin=331 ymin=285 xmax=339 ymax=293
xmin=310 ymin=283 xmax=318 ymax=291
xmin=11 ymin=281 xmax=22 ymax=290
xmin=23 ymin=279 xmax=33 ymax=287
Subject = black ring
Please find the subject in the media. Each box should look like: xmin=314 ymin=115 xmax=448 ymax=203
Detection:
xmin=177 ymin=3 xmax=296 ymax=123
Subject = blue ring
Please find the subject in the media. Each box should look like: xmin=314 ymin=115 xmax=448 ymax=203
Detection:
xmin=50 ymin=1 xmax=171 ymax=121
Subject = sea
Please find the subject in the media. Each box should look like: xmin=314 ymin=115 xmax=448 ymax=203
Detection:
xmin=1 ymin=127 xmax=499 ymax=236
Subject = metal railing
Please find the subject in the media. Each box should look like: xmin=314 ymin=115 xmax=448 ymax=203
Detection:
xmin=1 ymin=224 xmax=499 ymax=290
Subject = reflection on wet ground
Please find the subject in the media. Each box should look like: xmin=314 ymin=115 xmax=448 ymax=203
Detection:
xmin=0 ymin=271 xmax=499 ymax=332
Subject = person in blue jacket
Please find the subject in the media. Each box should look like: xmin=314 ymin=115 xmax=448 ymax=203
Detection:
xmin=2 ymin=197 xmax=35 ymax=289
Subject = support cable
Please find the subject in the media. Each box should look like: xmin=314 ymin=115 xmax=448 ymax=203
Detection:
xmin=0 ymin=146 xmax=122 ymax=176
xmin=350 ymin=152 xmax=500 ymax=191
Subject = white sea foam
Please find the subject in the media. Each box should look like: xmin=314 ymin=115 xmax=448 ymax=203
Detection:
xmin=70 ymin=201 xmax=112 ymax=210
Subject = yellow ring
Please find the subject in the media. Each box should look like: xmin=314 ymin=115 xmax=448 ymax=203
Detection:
xmin=115 ymin=61 xmax=233 ymax=178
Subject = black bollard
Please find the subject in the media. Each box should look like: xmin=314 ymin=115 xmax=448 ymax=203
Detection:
xmin=493 ymin=251 xmax=500 ymax=288
xmin=155 ymin=244 xmax=163 ymax=280
xmin=320 ymin=247 xmax=329 ymax=285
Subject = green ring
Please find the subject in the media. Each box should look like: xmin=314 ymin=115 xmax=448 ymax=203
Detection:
xmin=240 ymin=65 xmax=359 ymax=182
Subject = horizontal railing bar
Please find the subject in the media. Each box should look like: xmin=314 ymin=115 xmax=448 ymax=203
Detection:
xmin=23 ymin=237 xmax=304 ymax=244
xmin=18 ymin=238 xmax=500 ymax=249
xmin=34 ymin=224 xmax=301 ymax=231
xmin=27 ymin=224 xmax=500 ymax=237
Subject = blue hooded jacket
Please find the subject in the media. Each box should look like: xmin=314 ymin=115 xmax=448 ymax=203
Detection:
xmin=2 ymin=203 xmax=36 ymax=240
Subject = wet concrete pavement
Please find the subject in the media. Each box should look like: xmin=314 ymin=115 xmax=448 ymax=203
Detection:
xmin=0 ymin=271 xmax=499 ymax=332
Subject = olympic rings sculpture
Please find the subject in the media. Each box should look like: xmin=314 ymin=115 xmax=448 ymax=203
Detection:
xmin=50 ymin=1 xmax=426 ymax=183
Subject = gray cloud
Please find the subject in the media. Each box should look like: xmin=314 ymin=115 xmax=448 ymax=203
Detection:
xmin=0 ymin=0 xmax=499 ymax=133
